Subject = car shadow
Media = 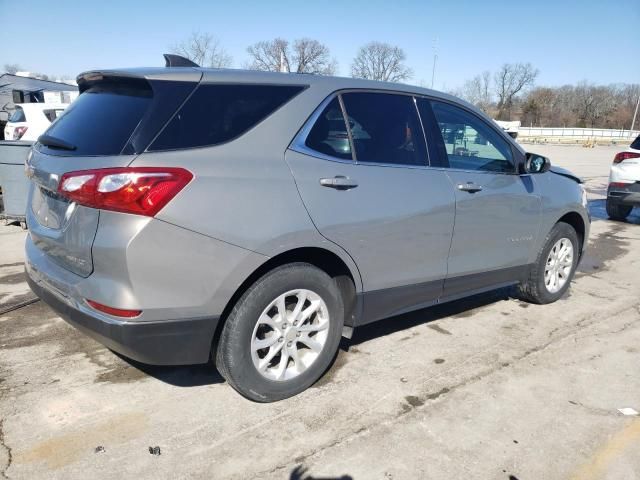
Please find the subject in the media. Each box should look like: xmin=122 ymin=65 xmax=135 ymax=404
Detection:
xmin=347 ymin=286 xmax=513 ymax=348
xmin=588 ymin=198 xmax=640 ymax=224
xmin=112 ymin=351 xmax=225 ymax=387
xmin=113 ymin=287 xmax=515 ymax=386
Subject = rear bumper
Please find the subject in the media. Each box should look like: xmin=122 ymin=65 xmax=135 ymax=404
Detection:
xmin=608 ymin=184 xmax=640 ymax=206
xmin=26 ymin=268 xmax=218 ymax=366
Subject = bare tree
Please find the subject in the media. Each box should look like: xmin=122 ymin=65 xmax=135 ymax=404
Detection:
xmin=291 ymin=39 xmax=337 ymax=74
xmin=171 ymin=32 xmax=232 ymax=68
xmin=460 ymin=71 xmax=492 ymax=112
xmin=3 ymin=64 xmax=22 ymax=74
xmin=521 ymin=87 xmax=558 ymax=126
xmin=246 ymin=38 xmax=336 ymax=74
xmin=494 ymin=63 xmax=538 ymax=120
xmin=351 ymin=42 xmax=412 ymax=82
xmin=572 ymin=83 xmax=616 ymax=128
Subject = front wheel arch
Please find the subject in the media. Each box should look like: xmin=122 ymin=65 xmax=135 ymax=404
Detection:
xmin=553 ymin=211 xmax=587 ymax=261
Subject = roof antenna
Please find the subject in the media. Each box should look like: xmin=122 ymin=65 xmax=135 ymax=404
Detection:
xmin=163 ymin=54 xmax=199 ymax=68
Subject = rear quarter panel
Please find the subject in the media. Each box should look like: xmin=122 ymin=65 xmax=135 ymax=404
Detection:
xmin=131 ymin=83 xmax=363 ymax=294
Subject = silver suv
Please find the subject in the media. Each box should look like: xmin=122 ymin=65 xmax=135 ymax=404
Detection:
xmin=25 ymin=63 xmax=590 ymax=401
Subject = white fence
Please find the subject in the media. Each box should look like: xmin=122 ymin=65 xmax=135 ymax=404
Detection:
xmin=518 ymin=127 xmax=639 ymax=139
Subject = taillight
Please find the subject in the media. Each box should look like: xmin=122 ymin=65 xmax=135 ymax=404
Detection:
xmin=609 ymin=182 xmax=631 ymax=189
xmin=58 ymin=167 xmax=192 ymax=217
xmin=14 ymin=126 xmax=28 ymax=140
xmin=86 ymin=299 xmax=141 ymax=318
xmin=613 ymin=151 xmax=640 ymax=163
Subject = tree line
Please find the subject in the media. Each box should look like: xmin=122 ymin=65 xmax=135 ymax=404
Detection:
xmin=172 ymin=32 xmax=638 ymax=130
xmin=171 ymin=32 xmax=411 ymax=81
xmin=5 ymin=32 xmax=638 ymax=130
xmin=454 ymin=65 xmax=639 ymax=129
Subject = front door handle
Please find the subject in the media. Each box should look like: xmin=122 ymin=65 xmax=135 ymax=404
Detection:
xmin=457 ymin=182 xmax=483 ymax=193
xmin=320 ymin=176 xmax=358 ymax=190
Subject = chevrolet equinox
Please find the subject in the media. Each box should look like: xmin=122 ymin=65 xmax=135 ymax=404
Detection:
xmin=25 ymin=58 xmax=590 ymax=401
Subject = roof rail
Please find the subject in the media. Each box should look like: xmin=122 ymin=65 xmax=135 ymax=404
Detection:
xmin=163 ymin=54 xmax=199 ymax=68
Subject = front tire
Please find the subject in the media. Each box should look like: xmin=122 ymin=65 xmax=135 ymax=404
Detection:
xmin=606 ymin=199 xmax=632 ymax=221
xmin=518 ymin=222 xmax=580 ymax=304
xmin=216 ymin=263 xmax=344 ymax=402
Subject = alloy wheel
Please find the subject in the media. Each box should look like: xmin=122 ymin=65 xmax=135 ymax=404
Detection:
xmin=250 ymin=289 xmax=330 ymax=381
xmin=544 ymin=237 xmax=574 ymax=293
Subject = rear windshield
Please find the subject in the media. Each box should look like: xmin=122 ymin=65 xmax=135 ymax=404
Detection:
xmin=9 ymin=107 xmax=26 ymax=123
xmin=148 ymin=84 xmax=305 ymax=151
xmin=39 ymin=83 xmax=152 ymax=156
xmin=632 ymin=135 xmax=640 ymax=150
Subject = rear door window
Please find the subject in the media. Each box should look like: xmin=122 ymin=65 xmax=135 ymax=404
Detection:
xmin=340 ymin=92 xmax=428 ymax=166
xmin=631 ymin=135 xmax=640 ymax=151
xmin=149 ymin=84 xmax=305 ymax=151
xmin=40 ymin=82 xmax=152 ymax=156
xmin=304 ymin=97 xmax=353 ymax=160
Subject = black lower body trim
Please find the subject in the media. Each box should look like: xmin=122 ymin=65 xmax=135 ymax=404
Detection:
xmin=356 ymin=265 xmax=531 ymax=326
xmin=442 ymin=265 xmax=529 ymax=299
xmin=27 ymin=274 xmax=218 ymax=366
xmin=358 ymin=279 xmax=442 ymax=325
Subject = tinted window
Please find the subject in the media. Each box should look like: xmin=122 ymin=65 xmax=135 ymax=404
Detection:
xmin=341 ymin=92 xmax=427 ymax=166
xmin=631 ymin=135 xmax=640 ymax=151
xmin=9 ymin=107 xmax=25 ymax=123
xmin=305 ymin=98 xmax=352 ymax=160
xmin=149 ymin=84 xmax=305 ymax=151
xmin=40 ymin=83 xmax=152 ymax=156
xmin=430 ymin=101 xmax=514 ymax=173
xmin=43 ymin=109 xmax=64 ymax=122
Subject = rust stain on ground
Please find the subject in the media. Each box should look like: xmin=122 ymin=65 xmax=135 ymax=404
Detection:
xmin=14 ymin=412 xmax=148 ymax=469
xmin=569 ymin=418 xmax=640 ymax=480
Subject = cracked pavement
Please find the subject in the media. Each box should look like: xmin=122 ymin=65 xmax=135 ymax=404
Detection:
xmin=1 ymin=145 xmax=639 ymax=479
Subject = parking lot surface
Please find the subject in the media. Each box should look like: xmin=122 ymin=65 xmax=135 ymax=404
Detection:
xmin=1 ymin=144 xmax=639 ymax=480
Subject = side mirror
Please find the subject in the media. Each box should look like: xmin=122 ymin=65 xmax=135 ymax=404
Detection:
xmin=524 ymin=152 xmax=551 ymax=174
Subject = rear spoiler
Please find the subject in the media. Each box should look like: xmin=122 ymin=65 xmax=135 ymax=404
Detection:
xmin=76 ymin=68 xmax=202 ymax=94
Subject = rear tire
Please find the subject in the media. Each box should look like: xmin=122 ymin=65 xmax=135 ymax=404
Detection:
xmin=518 ymin=222 xmax=580 ymax=304
xmin=606 ymin=199 xmax=632 ymax=221
xmin=216 ymin=263 xmax=344 ymax=402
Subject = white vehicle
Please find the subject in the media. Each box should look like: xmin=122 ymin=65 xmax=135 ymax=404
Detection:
xmin=3 ymin=103 xmax=67 ymax=141
xmin=606 ymin=135 xmax=640 ymax=220
xmin=494 ymin=120 xmax=520 ymax=139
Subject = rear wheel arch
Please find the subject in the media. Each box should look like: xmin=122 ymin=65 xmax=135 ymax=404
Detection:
xmin=211 ymin=247 xmax=361 ymax=359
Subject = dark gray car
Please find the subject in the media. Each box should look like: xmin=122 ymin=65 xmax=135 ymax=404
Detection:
xmin=24 ymin=63 xmax=590 ymax=401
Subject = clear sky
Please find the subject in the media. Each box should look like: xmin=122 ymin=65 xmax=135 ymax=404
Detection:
xmin=1 ymin=0 xmax=638 ymax=89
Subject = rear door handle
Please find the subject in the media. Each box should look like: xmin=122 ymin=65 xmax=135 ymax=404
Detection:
xmin=457 ymin=182 xmax=483 ymax=193
xmin=320 ymin=176 xmax=358 ymax=190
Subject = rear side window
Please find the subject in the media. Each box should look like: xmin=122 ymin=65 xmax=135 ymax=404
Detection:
xmin=40 ymin=83 xmax=152 ymax=156
xmin=9 ymin=107 xmax=26 ymax=123
xmin=340 ymin=92 xmax=428 ymax=166
xmin=430 ymin=100 xmax=514 ymax=173
xmin=149 ymin=84 xmax=305 ymax=151
xmin=631 ymin=135 xmax=640 ymax=150
xmin=305 ymin=97 xmax=353 ymax=160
